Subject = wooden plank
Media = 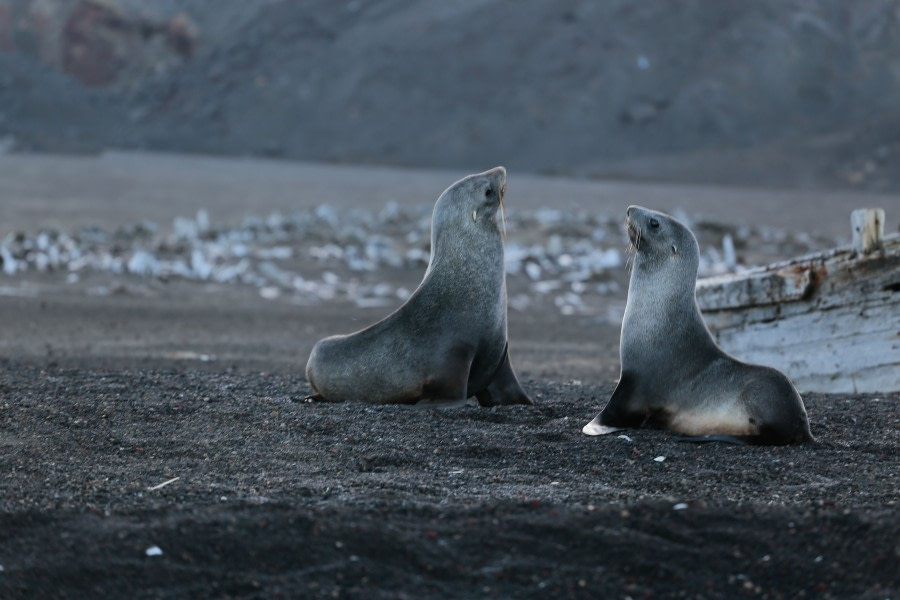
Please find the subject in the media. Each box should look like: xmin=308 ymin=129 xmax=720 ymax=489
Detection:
xmin=707 ymin=295 xmax=898 ymax=393
xmin=697 ymin=234 xmax=900 ymax=310
xmin=696 ymin=265 xmax=814 ymax=310
xmin=697 ymin=232 xmax=900 ymax=393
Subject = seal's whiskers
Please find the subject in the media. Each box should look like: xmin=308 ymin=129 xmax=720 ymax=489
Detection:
xmin=624 ymin=219 xmax=640 ymax=271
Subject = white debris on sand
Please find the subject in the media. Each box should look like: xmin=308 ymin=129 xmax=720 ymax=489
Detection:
xmin=0 ymin=205 xmax=837 ymax=316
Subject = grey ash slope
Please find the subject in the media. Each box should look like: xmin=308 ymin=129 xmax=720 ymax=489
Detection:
xmin=5 ymin=1 xmax=900 ymax=190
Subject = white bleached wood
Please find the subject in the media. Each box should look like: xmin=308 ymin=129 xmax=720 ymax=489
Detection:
xmin=697 ymin=227 xmax=899 ymax=394
xmin=851 ymin=208 xmax=885 ymax=256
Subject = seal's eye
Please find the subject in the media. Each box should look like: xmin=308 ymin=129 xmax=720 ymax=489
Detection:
xmin=485 ymin=187 xmax=494 ymax=198
xmin=649 ymin=218 xmax=660 ymax=229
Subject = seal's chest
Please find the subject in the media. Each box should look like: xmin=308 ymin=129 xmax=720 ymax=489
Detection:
xmin=668 ymin=404 xmax=756 ymax=437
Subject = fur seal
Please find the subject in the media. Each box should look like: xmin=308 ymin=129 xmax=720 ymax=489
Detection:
xmin=305 ymin=166 xmax=532 ymax=407
xmin=583 ymin=205 xmax=813 ymax=445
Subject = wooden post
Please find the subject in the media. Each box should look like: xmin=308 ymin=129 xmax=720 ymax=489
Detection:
xmin=851 ymin=208 xmax=885 ymax=256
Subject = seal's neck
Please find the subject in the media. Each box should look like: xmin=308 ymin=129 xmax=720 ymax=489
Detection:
xmin=621 ymin=254 xmax=713 ymax=370
xmin=419 ymin=231 xmax=507 ymax=317
xmin=426 ymin=224 xmax=503 ymax=278
xmin=630 ymin=253 xmax=696 ymax=298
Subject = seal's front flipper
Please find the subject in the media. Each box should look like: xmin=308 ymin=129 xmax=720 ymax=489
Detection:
xmin=475 ymin=347 xmax=533 ymax=407
xmin=417 ymin=343 xmax=473 ymax=407
xmin=582 ymin=418 xmax=622 ymax=436
xmin=582 ymin=374 xmax=643 ymax=436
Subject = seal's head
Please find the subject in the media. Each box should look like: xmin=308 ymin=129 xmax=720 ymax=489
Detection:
xmin=431 ymin=166 xmax=507 ymax=253
xmin=625 ymin=205 xmax=700 ymax=279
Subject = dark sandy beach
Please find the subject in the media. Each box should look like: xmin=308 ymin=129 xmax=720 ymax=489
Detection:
xmin=1 ymin=153 xmax=897 ymax=599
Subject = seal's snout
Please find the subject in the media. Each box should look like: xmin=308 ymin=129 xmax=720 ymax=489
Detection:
xmin=482 ymin=165 xmax=506 ymax=188
xmin=625 ymin=206 xmax=655 ymax=250
xmin=626 ymin=205 xmax=649 ymax=218
xmin=488 ymin=165 xmax=507 ymax=179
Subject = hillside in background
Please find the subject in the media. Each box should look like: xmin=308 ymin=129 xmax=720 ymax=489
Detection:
xmin=2 ymin=0 xmax=900 ymax=191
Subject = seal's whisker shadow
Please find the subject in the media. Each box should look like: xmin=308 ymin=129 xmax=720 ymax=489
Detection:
xmin=499 ymin=196 xmax=507 ymax=240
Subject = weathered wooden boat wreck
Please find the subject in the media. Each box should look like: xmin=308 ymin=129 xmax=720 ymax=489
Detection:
xmin=696 ymin=209 xmax=899 ymax=394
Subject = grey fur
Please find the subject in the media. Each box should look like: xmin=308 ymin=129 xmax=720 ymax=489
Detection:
xmin=306 ymin=167 xmax=532 ymax=407
xmin=583 ymin=205 xmax=813 ymax=445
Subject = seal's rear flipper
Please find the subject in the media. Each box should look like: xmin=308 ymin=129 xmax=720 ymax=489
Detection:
xmin=412 ymin=397 xmax=472 ymax=409
xmin=475 ymin=346 xmax=533 ymax=406
xmin=673 ymin=434 xmax=748 ymax=445
xmin=301 ymin=392 xmax=338 ymax=403
xmin=676 ymin=428 xmax=816 ymax=445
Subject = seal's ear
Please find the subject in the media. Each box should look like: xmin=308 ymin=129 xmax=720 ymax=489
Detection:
xmin=472 ymin=209 xmax=478 ymax=223
xmin=671 ymin=244 xmax=677 ymax=255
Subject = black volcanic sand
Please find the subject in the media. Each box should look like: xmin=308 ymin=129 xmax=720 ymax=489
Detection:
xmin=1 ymin=362 xmax=897 ymax=599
